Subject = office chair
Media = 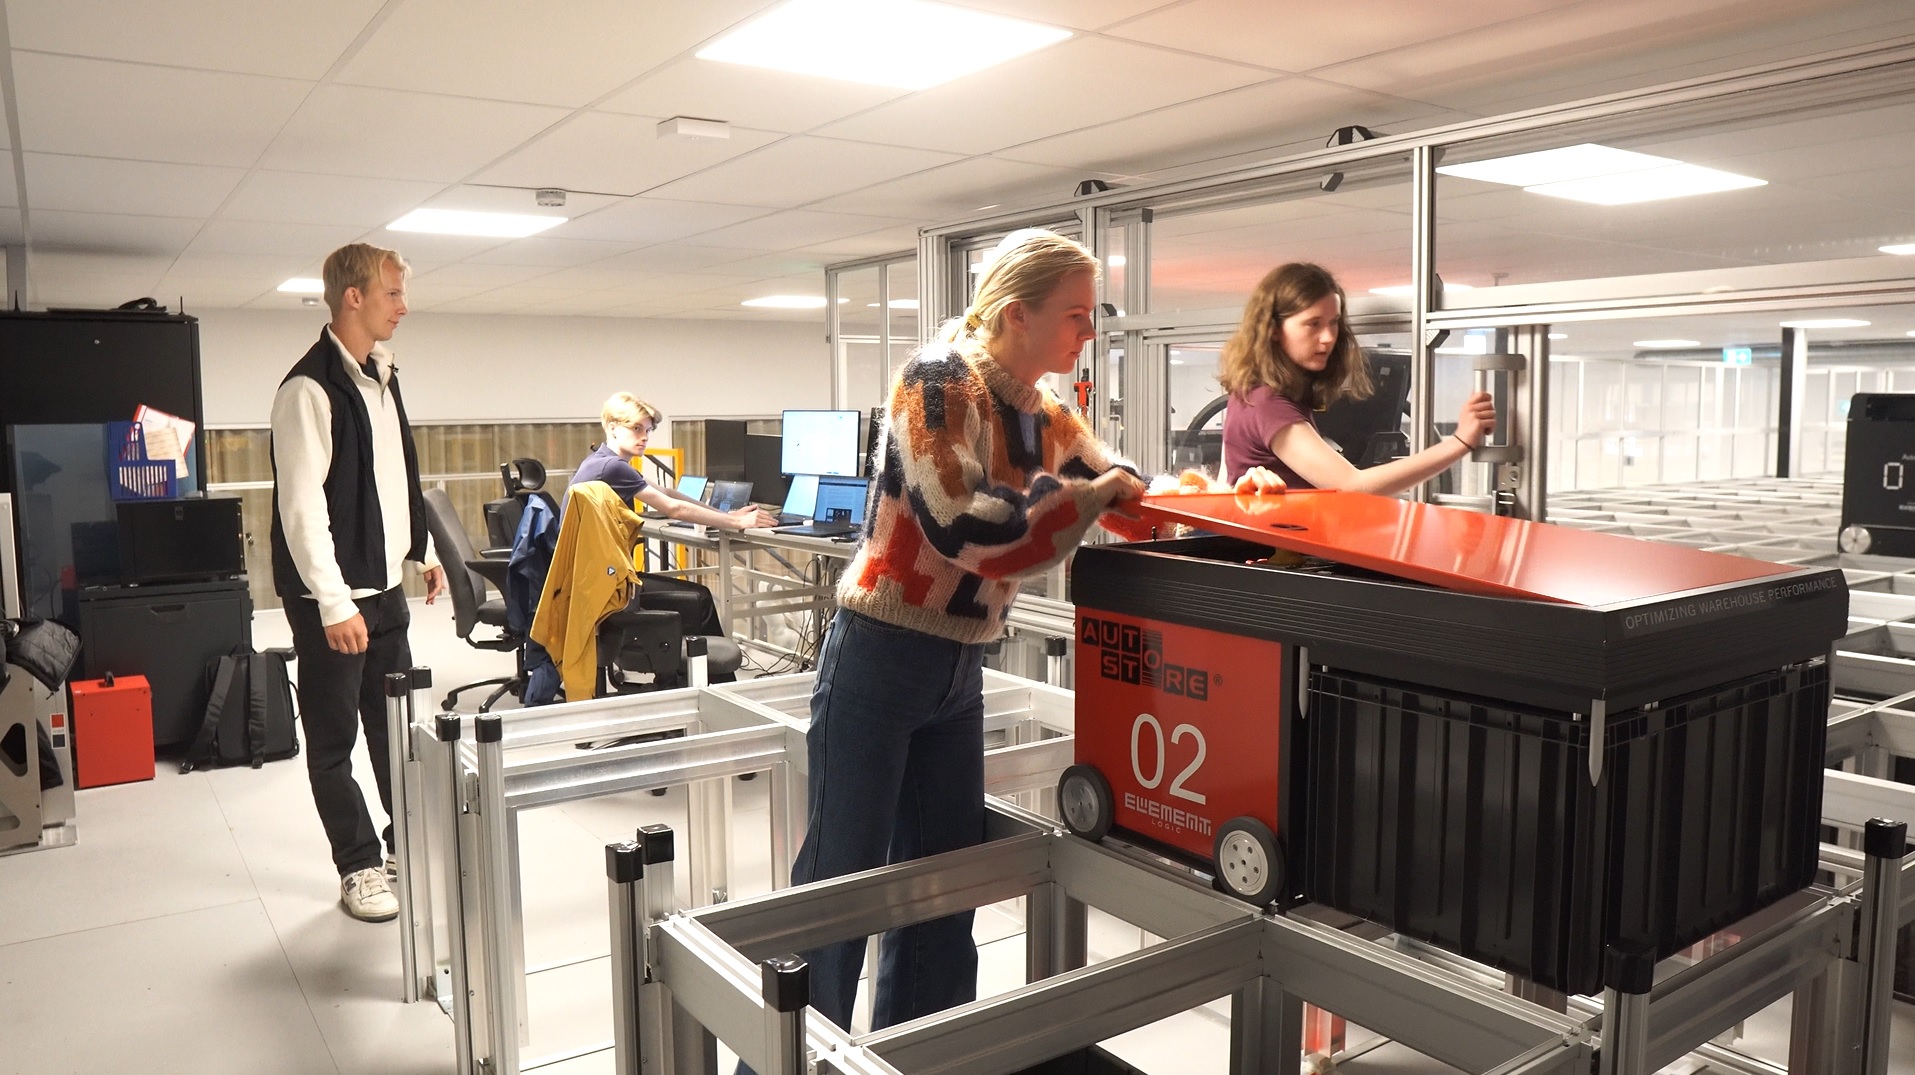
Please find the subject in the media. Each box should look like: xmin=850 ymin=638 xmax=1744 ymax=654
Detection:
xmin=595 ymin=575 xmax=744 ymax=693
xmin=421 ymin=487 xmax=523 ymax=712
xmin=483 ymin=458 xmax=557 ymax=552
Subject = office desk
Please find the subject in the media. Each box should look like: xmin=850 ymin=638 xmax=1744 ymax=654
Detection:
xmin=637 ymin=523 xmax=857 ymax=666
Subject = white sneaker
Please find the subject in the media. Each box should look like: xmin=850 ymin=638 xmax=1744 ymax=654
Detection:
xmin=341 ymin=867 xmax=399 ymax=922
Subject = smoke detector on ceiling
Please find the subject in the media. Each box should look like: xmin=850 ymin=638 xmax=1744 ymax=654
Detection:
xmin=536 ymin=189 xmax=567 ymax=207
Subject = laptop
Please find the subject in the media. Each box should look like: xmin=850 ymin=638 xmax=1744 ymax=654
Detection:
xmin=644 ymin=474 xmax=707 ymax=519
xmin=708 ymin=479 xmax=754 ymax=513
xmin=774 ymin=475 xmax=870 ymax=538
xmin=773 ymin=474 xmax=819 ymax=526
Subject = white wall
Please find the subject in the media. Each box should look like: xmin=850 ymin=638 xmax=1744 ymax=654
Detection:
xmin=193 ymin=309 xmax=830 ymax=442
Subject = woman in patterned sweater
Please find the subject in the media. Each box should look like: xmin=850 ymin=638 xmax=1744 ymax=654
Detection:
xmin=788 ymin=229 xmax=1152 ymax=1037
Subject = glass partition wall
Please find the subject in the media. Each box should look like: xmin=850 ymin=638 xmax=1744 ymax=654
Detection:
xmin=912 ymin=38 xmax=1915 ymax=520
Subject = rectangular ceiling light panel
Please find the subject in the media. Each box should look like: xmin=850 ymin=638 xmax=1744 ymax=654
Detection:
xmin=697 ymin=0 xmax=1072 ymax=90
xmin=1439 ymin=141 xmax=1765 ymax=205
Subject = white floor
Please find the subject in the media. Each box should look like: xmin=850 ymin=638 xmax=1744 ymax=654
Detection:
xmin=2 ymin=597 xmax=1909 ymax=1074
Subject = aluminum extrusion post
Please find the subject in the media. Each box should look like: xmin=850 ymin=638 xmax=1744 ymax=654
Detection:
xmin=767 ymin=760 xmax=794 ymax=892
xmin=475 ymin=714 xmax=520 ymax=1074
xmin=690 ymin=773 xmax=733 ymax=905
xmin=1859 ymin=818 xmax=1907 ymax=1075
xmin=401 ymin=668 xmax=435 ymax=1001
xmin=1789 ymin=960 xmax=1856 ymax=1075
xmin=1044 ymin=636 xmax=1067 ymax=689
xmin=687 ymin=635 xmax=710 ymax=689
xmin=761 ymin=956 xmax=810 ymax=1075
xmin=607 ymin=839 xmax=646 ymax=1075
xmin=1230 ymin=977 xmax=1303 ymax=1075
xmin=1025 ymin=882 xmax=1058 ymax=982
xmin=383 ymin=672 xmax=419 ymax=1003
xmin=1596 ymin=943 xmax=1654 ymax=1075
xmin=436 ymin=713 xmax=477 ymax=1075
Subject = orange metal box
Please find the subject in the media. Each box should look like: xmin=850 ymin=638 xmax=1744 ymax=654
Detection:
xmin=69 ymin=673 xmax=156 ymax=788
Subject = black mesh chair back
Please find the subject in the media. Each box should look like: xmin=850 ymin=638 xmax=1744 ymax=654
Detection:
xmin=421 ymin=487 xmax=488 ymax=640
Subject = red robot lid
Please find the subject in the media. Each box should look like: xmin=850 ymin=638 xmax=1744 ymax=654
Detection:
xmin=1134 ymin=490 xmax=1798 ymax=606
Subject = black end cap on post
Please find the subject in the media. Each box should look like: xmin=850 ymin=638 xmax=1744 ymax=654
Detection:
xmin=1865 ymin=817 xmax=1909 ymax=859
xmin=762 ymin=955 xmax=810 ymax=1012
xmin=476 ymin=714 xmax=503 ymax=744
xmin=606 ymin=840 xmax=644 ymax=884
xmin=409 ymin=666 xmax=433 ymax=690
xmin=638 ymin=823 xmax=675 ymax=865
xmin=1044 ymin=636 xmax=1068 ymax=657
xmin=435 ymin=714 xmax=460 ymax=742
xmin=685 ymin=635 xmax=708 ymax=659
xmin=1603 ymin=942 xmax=1656 ymax=996
xmin=385 ymin=672 xmax=410 ymax=698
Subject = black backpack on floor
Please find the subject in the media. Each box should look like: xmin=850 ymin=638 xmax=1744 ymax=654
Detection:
xmin=181 ymin=648 xmax=301 ymax=773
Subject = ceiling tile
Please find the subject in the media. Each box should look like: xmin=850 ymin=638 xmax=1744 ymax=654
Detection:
xmin=30 ymin=250 xmax=175 ymax=278
xmin=157 ymin=276 xmax=282 ymax=307
xmin=29 ymin=210 xmax=202 ymax=255
xmin=646 ymin=137 xmax=962 ymax=208
xmin=24 ymin=153 xmax=245 ymax=216
xmin=221 ymin=171 xmax=446 ymax=228
xmin=353 ymin=230 xmax=514 ymax=266
xmin=166 ymin=253 xmax=321 ymax=281
xmin=555 ymin=197 xmax=769 ymax=244
xmin=412 ymin=262 xmax=563 ymax=289
xmin=1108 ymin=0 xmax=1580 ymax=74
xmin=474 ymin=111 xmax=784 ymax=198
xmin=600 ymin=56 xmax=910 ymax=134
xmin=182 ymin=219 xmax=366 ymax=258
xmin=34 ymin=271 xmax=170 ymax=309
xmin=333 ymin=0 xmax=768 ymax=107
xmin=13 ymin=53 xmax=310 ymax=168
xmin=809 ymin=156 xmax=1088 ymax=220
xmin=996 ymin=77 xmax=1464 ymax=174
xmin=817 ymin=36 xmax=1270 ymax=156
xmin=943 ymin=0 xmax=1182 ymax=31
xmin=6 ymin=0 xmax=388 ymax=80
xmin=462 ymin=236 xmax=635 ymax=267
xmin=420 ymin=184 xmax=625 ymax=217
xmin=258 ymin=85 xmax=569 ymax=182
xmin=690 ymin=209 xmax=915 ymax=251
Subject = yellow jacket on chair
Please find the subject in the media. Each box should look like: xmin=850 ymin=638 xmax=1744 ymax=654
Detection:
xmin=530 ymin=481 xmax=644 ymax=702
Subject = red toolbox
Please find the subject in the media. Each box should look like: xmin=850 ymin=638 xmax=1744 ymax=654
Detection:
xmin=1059 ymin=489 xmax=1847 ymax=995
xmin=69 ymin=673 xmax=156 ymax=788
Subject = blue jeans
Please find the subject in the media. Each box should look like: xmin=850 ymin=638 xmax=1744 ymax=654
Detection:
xmin=793 ymin=609 xmax=986 ymax=1032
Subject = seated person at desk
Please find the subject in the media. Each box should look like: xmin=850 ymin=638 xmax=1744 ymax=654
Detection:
xmin=571 ymin=391 xmax=776 ymax=530
xmin=1220 ymin=262 xmax=1495 ymax=493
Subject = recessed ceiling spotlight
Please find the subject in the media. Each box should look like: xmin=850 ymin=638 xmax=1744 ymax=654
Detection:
xmin=301 ymin=297 xmax=320 ymax=307
xmin=1779 ymin=318 xmax=1869 ymax=329
xmin=277 ymin=277 xmax=323 ymax=294
xmin=387 ymin=208 xmax=566 ymax=238
xmin=697 ymin=0 xmax=1071 ymax=89
xmin=742 ymin=295 xmax=829 ymax=308
xmin=1880 ymin=243 xmax=1915 ymax=255
xmin=1633 ymin=339 xmax=1701 ymax=348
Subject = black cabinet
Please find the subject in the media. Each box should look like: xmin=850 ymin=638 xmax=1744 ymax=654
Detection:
xmin=77 ymin=579 xmax=251 ymax=749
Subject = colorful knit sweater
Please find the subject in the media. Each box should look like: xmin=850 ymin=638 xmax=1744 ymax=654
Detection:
xmin=838 ymin=346 xmax=1154 ymax=644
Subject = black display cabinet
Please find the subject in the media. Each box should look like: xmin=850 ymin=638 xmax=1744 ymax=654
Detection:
xmin=77 ymin=579 xmax=251 ymax=749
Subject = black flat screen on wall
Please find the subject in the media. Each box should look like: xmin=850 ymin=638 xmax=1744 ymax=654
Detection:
xmin=0 ymin=312 xmax=205 ymax=495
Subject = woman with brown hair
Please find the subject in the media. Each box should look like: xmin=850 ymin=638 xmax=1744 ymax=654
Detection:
xmin=1220 ymin=262 xmax=1494 ymax=493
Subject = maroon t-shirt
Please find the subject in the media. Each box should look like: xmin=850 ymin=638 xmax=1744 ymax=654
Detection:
xmin=1223 ymin=386 xmax=1317 ymax=490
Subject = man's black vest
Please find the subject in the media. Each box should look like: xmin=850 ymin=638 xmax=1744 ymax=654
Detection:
xmin=269 ymin=331 xmax=427 ymax=601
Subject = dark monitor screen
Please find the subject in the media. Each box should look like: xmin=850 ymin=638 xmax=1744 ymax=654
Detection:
xmin=744 ymin=432 xmax=789 ymax=505
xmin=708 ymin=480 xmax=754 ymax=512
xmin=813 ymin=475 xmax=870 ymax=525
xmin=781 ymin=410 xmax=860 ymax=477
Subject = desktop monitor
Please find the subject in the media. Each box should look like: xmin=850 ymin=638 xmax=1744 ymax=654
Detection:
xmin=781 ymin=410 xmax=861 ymax=477
xmin=812 ymin=475 xmax=870 ymax=526
xmin=704 ymin=419 xmax=749 ymax=482
xmin=676 ymin=475 xmax=709 ymax=501
xmin=781 ymin=474 xmax=818 ymax=519
xmin=708 ymin=480 xmax=754 ymax=512
xmin=744 ymin=432 xmax=789 ymax=505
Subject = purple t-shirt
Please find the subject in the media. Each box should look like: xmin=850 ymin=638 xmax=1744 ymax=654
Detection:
xmin=568 ymin=444 xmax=648 ymax=507
xmin=1223 ymin=387 xmax=1317 ymax=490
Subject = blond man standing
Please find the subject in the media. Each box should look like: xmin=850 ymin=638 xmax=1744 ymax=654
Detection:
xmin=270 ymin=242 xmax=446 ymax=921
